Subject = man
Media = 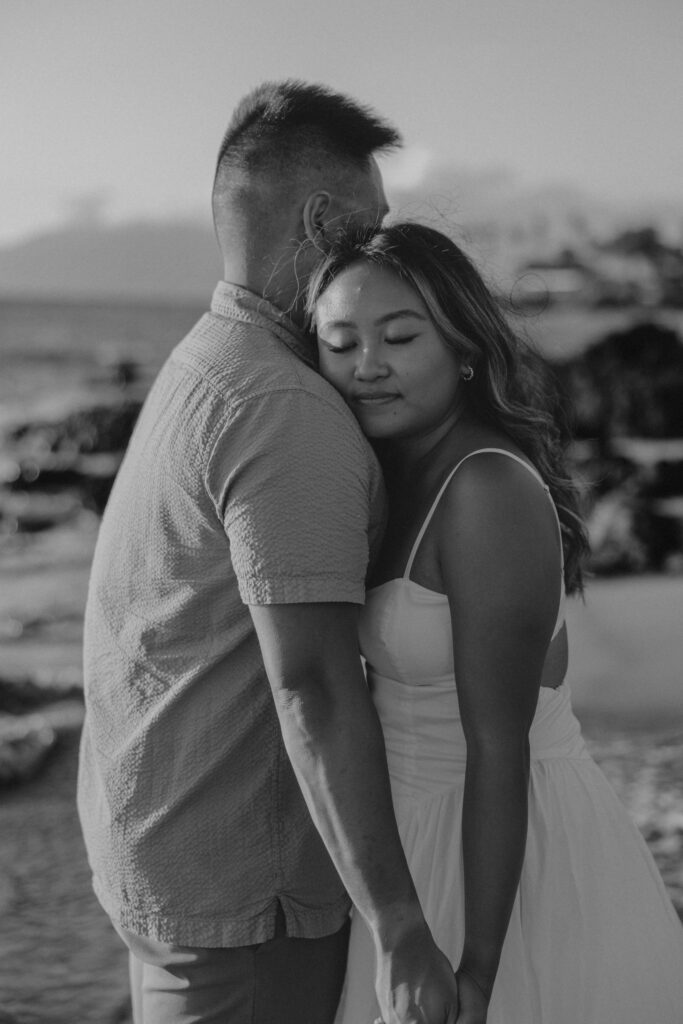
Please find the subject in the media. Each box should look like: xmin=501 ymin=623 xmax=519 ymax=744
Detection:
xmin=78 ymin=81 xmax=458 ymax=1024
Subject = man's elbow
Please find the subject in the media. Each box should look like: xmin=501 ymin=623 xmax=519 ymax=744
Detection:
xmin=270 ymin=664 xmax=343 ymax=739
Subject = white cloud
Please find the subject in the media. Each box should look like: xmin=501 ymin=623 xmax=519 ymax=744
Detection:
xmin=381 ymin=146 xmax=437 ymax=192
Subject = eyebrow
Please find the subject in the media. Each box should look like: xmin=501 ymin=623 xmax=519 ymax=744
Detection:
xmin=318 ymin=309 xmax=428 ymax=332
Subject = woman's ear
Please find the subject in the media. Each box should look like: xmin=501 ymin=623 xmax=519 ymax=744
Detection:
xmin=302 ymin=191 xmax=332 ymax=243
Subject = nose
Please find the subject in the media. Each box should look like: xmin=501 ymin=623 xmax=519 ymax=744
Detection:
xmin=354 ymin=345 xmax=389 ymax=381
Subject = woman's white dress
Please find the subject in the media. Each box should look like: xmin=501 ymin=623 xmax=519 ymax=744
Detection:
xmin=335 ymin=450 xmax=683 ymax=1024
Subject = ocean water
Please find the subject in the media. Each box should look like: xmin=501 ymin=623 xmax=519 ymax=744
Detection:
xmin=0 ymin=297 xmax=203 ymax=428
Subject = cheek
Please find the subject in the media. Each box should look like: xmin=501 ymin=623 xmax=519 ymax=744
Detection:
xmin=425 ymin=354 xmax=461 ymax=398
xmin=318 ymin=353 xmax=351 ymax=394
xmin=408 ymin=361 xmax=449 ymax=397
xmin=408 ymin=362 xmax=459 ymax=412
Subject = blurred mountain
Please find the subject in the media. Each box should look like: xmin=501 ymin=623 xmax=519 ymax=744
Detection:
xmin=0 ymin=167 xmax=681 ymax=302
xmin=0 ymin=219 xmax=222 ymax=303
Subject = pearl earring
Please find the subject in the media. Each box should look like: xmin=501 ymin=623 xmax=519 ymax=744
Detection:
xmin=461 ymin=366 xmax=474 ymax=381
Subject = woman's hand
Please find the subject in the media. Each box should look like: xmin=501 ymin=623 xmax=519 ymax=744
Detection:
xmin=454 ymin=968 xmax=490 ymax=1024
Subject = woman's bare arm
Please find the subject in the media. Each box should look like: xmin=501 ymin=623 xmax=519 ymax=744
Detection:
xmin=438 ymin=454 xmax=561 ymax=1005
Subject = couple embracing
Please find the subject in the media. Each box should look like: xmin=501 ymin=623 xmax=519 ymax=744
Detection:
xmin=77 ymin=81 xmax=683 ymax=1024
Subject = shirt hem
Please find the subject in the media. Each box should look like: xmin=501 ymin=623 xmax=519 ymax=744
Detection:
xmin=239 ymin=577 xmax=366 ymax=606
xmin=92 ymin=877 xmax=352 ymax=947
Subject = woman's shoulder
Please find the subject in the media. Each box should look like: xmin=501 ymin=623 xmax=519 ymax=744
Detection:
xmin=442 ymin=433 xmax=542 ymax=494
xmin=435 ymin=440 xmax=553 ymax=543
xmin=435 ymin=440 xmax=563 ymax=632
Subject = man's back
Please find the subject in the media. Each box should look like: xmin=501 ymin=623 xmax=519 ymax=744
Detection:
xmin=78 ymin=283 xmax=385 ymax=946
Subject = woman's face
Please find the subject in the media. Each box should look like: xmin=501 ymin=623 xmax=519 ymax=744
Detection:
xmin=315 ymin=262 xmax=464 ymax=441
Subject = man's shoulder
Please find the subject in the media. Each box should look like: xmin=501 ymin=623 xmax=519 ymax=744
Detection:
xmin=173 ymin=309 xmax=356 ymax=420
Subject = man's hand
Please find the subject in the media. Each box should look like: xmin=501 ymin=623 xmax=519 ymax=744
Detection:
xmin=374 ymin=922 xmax=459 ymax=1024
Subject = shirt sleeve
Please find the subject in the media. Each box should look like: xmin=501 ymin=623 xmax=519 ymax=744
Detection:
xmin=206 ymin=388 xmax=378 ymax=606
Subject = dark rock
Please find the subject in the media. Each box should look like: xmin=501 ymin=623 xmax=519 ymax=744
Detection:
xmin=9 ymin=400 xmax=142 ymax=456
xmin=0 ymin=490 xmax=83 ymax=533
xmin=0 ymin=675 xmax=83 ymax=714
xmin=642 ymin=460 xmax=683 ymax=498
xmin=0 ymin=712 xmax=57 ymax=785
xmin=5 ymin=453 xmax=86 ymax=491
xmin=557 ymin=322 xmax=683 ymax=443
xmin=3 ymin=450 xmax=123 ymax=517
xmin=0 ymin=402 xmax=138 ymax=528
xmin=97 ymin=357 xmax=141 ymax=389
xmin=558 ymin=321 xmax=683 ymax=574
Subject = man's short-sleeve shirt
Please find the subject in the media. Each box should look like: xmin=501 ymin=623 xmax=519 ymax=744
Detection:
xmin=77 ymin=282 xmax=386 ymax=947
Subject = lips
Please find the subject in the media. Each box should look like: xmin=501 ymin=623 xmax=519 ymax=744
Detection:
xmin=351 ymin=392 xmax=399 ymax=404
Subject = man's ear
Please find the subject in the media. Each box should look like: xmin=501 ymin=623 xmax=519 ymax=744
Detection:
xmin=302 ymin=191 xmax=332 ymax=243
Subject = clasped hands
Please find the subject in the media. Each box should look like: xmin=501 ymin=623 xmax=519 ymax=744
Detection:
xmin=372 ymin=922 xmax=490 ymax=1024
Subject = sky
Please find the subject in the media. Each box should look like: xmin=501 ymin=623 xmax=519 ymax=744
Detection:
xmin=2 ymin=0 xmax=683 ymax=247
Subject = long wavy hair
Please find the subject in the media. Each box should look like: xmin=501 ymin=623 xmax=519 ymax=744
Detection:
xmin=306 ymin=221 xmax=589 ymax=594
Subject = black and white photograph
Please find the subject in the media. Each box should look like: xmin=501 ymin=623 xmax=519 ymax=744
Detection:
xmin=1 ymin=2 xmax=682 ymax=1022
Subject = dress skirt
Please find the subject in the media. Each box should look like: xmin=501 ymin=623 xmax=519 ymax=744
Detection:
xmin=335 ymin=681 xmax=683 ymax=1024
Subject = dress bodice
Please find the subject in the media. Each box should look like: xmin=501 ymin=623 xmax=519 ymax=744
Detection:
xmin=358 ymin=449 xmax=583 ymax=801
xmin=359 ymin=447 xmax=566 ymax=683
xmin=360 ymin=578 xmax=455 ymax=685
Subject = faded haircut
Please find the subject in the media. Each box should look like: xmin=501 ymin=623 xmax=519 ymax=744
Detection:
xmin=213 ymin=80 xmax=400 ymax=205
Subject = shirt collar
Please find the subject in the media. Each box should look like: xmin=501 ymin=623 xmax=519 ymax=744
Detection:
xmin=210 ymin=281 xmax=317 ymax=369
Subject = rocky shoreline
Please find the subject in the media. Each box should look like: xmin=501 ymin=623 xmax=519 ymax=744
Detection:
xmin=0 ymin=675 xmax=84 ymax=784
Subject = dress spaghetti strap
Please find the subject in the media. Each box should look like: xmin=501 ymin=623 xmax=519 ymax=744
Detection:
xmin=403 ymin=447 xmax=564 ymax=580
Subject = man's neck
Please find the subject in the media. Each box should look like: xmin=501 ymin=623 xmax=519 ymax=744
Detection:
xmin=220 ymin=255 xmax=253 ymax=296
xmin=221 ymin=257 xmax=306 ymax=328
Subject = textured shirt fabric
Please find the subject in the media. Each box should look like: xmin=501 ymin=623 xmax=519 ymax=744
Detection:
xmin=77 ymin=282 xmax=386 ymax=947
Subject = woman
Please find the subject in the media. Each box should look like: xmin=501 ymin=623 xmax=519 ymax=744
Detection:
xmin=307 ymin=222 xmax=683 ymax=1024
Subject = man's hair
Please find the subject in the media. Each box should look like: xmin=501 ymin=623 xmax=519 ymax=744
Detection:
xmin=213 ymin=80 xmax=400 ymax=203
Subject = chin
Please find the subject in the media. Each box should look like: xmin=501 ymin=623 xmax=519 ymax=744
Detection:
xmin=349 ymin=403 xmax=409 ymax=440
xmin=357 ymin=419 xmax=402 ymax=440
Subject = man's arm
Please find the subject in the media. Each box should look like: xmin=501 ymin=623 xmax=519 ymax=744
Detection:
xmin=250 ymin=600 xmax=459 ymax=1024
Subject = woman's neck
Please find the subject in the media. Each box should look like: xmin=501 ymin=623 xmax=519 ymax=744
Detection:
xmin=379 ymin=405 xmax=477 ymax=491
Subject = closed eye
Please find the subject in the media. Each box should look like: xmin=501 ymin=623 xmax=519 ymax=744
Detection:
xmin=385 ymin=334 xmax=418 ymax=345
xmin=319 ymin=339 xmax=356 ymax=353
